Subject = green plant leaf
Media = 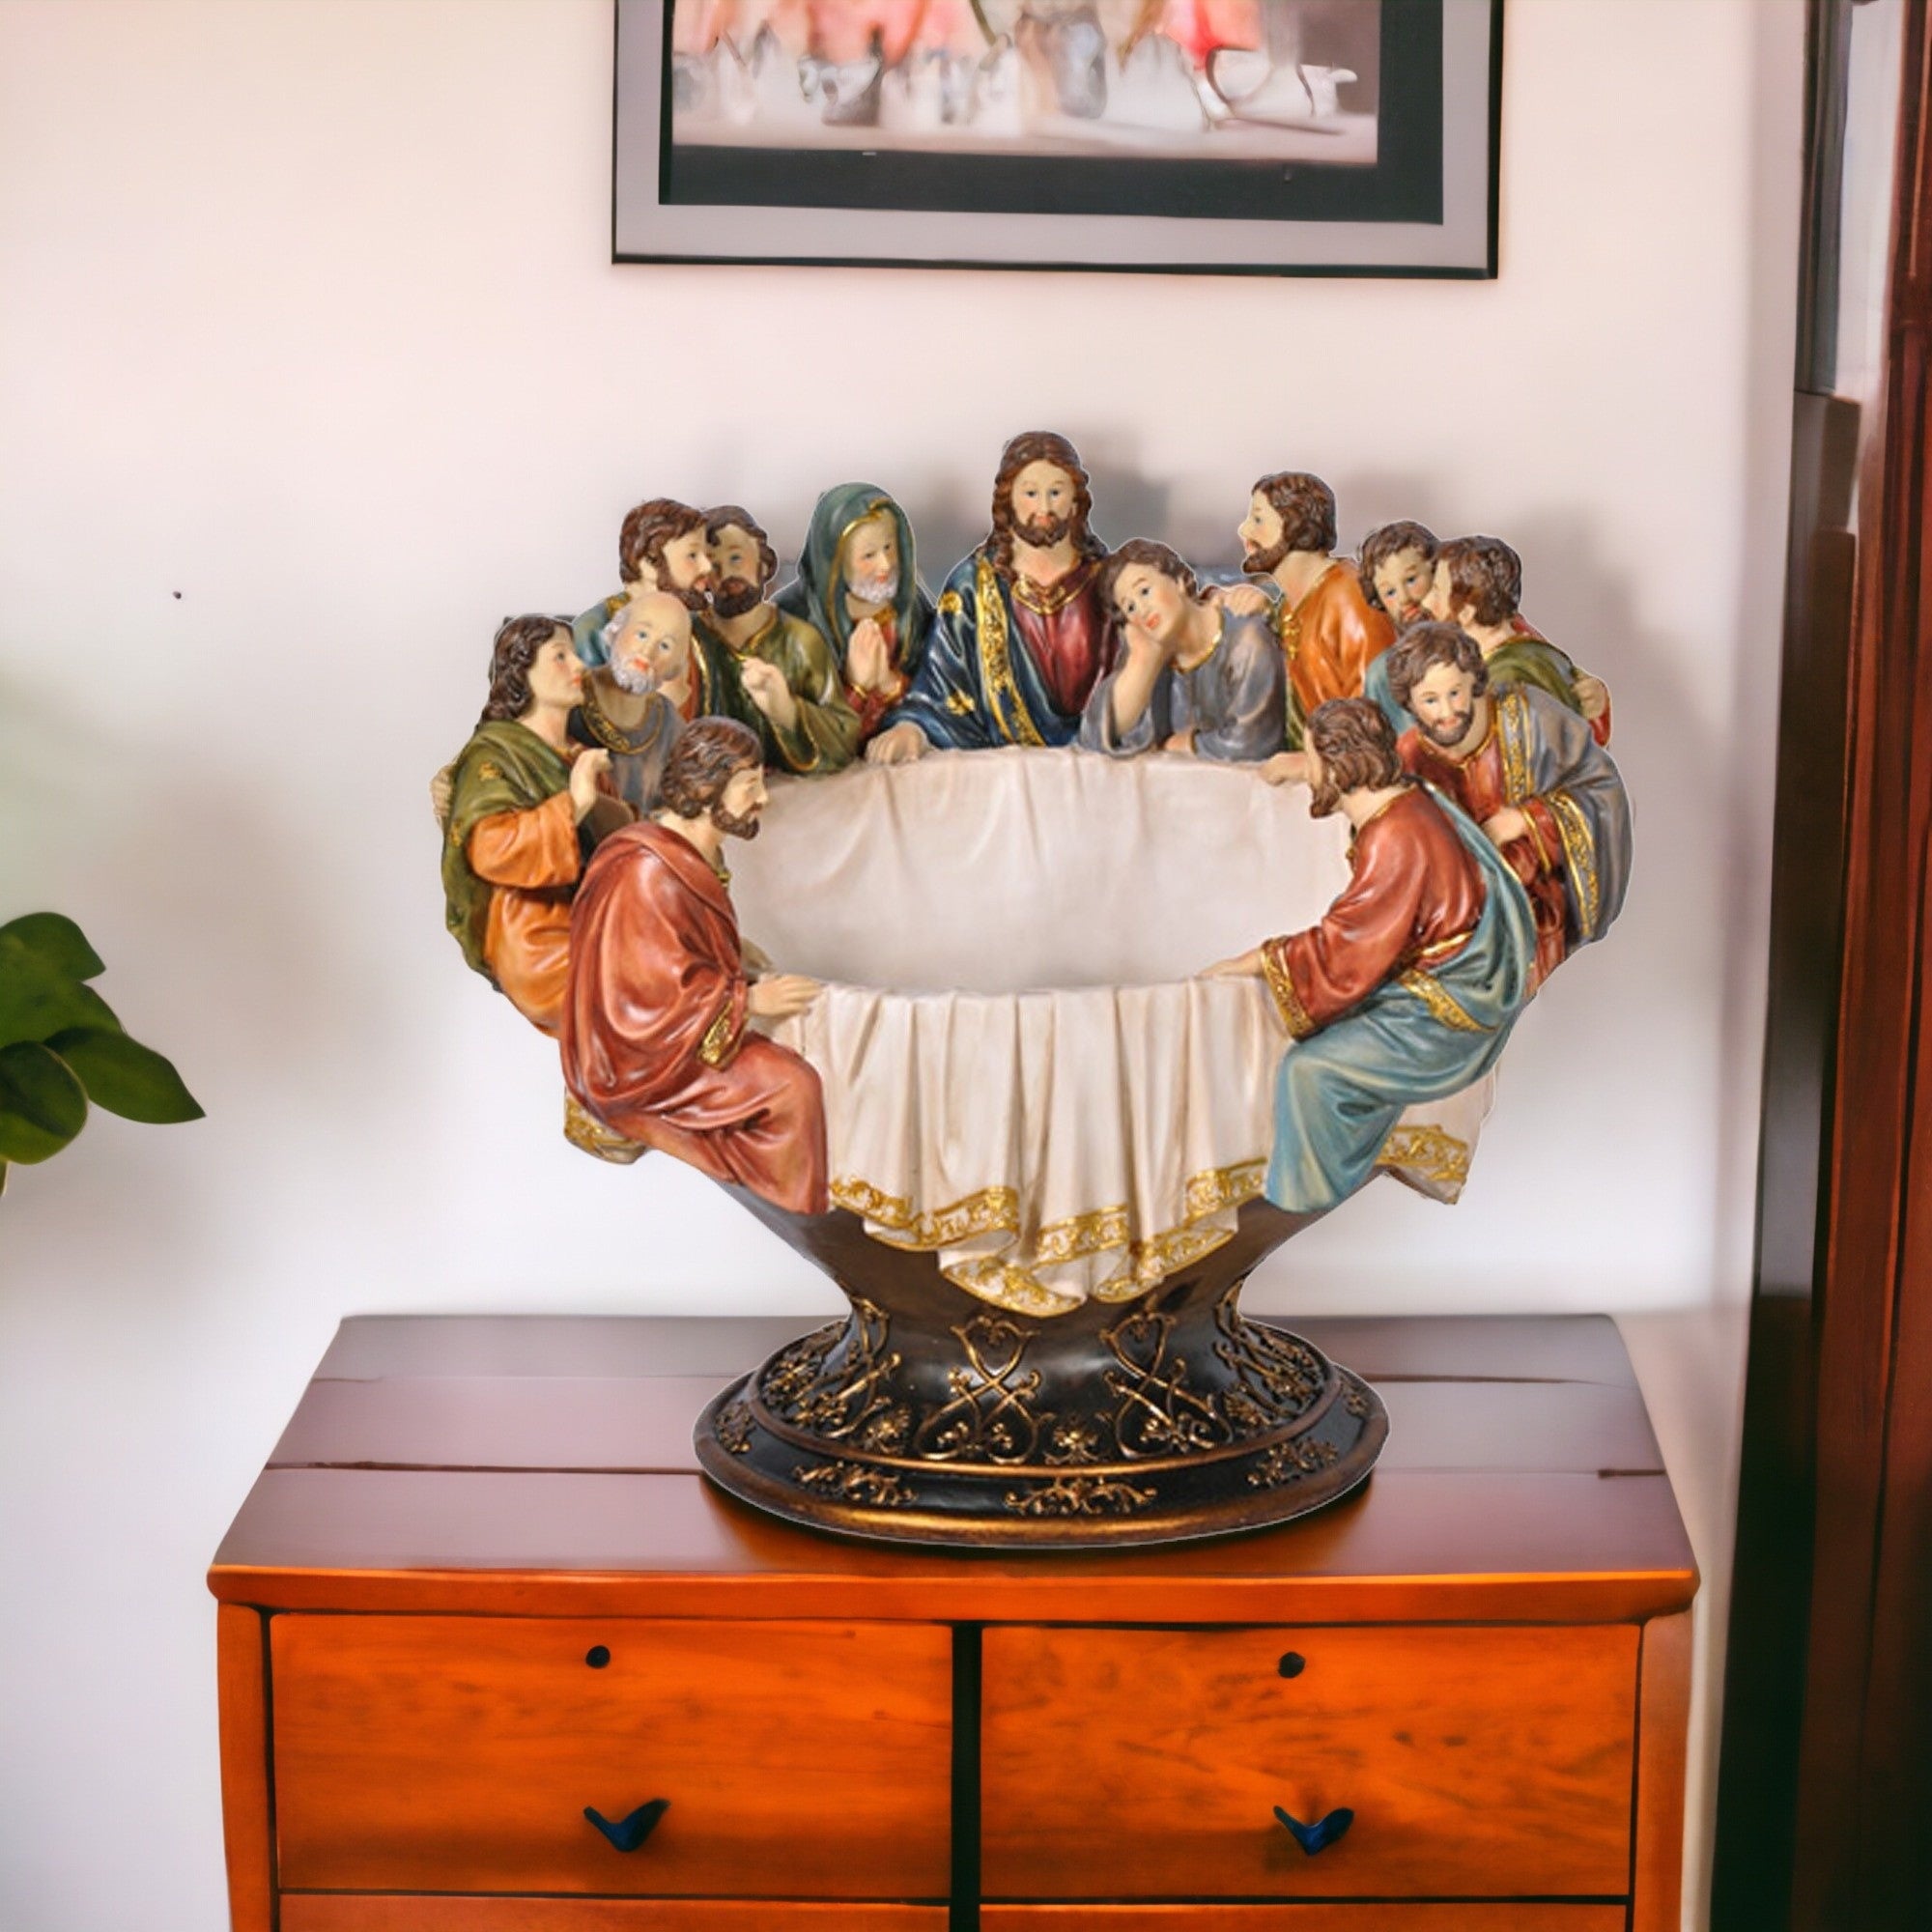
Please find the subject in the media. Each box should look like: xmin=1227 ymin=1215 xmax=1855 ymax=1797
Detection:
xmin=0 ymin=933 xmax=120 ymax=1048
xmin=0 ymin=1040 xmax=89 ymax=1162
xmin=46 ymin=1027 xmax=203 ymax=1123
xmin=0 ymin=912 xmax=106 ymax=980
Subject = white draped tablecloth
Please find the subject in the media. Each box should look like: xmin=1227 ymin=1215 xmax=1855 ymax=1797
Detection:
xmin=730 ymin=749 xmax=1493 ymax=1315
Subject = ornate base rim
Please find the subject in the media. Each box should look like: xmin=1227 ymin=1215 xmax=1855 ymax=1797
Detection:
xmin=694 ymin=1322 xmax=1391 ymax=1551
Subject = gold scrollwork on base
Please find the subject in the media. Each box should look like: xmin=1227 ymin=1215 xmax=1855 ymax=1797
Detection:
xmin=794 ymin=1460 xmax=917 ymax=1507
xmin=1213 ymin=1296 xmax=1325 ymax=1429
xmin=913 ymin=1314 xmax=1049 ymax=1463
xmin=714 ymin=1398 xmax=755 ymax=1454
xmin=1100 ymin=1306 xmax=1229 ymax=1459
xmin=1247 ymin=1436 xmax=1341 ymax=1489
xmin=1004 ymin=1474 xmax=1156 ymax=1519
xmin=759 ymin=1299 xmax=904 ymax=1448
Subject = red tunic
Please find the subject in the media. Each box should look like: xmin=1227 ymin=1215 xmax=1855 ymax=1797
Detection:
xmin=1400 ymin=718 xmax=1569 ymax=989
xmin=561 ymin=823 xmax=828 ymax=1213
xmin=1010 ymin=556 xmax=1112 ymax=718
xmin=1262 ymin=787 xmax=1486 ymax=1037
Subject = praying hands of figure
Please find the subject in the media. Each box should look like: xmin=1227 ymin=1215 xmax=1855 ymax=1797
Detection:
xmin=748 ymin=973 xmax=821 ymax=1020
xmin=567 ymin=749 xmax=612 ymax=821
xmin=845 ymin=617 xmax=895 ymax=696
xmin=738 ymin=658 xmax=800 ymax=734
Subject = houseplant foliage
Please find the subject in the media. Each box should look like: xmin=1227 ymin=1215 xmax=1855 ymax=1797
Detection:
xmin=0 ymin=912 xmax=202 ymax=1195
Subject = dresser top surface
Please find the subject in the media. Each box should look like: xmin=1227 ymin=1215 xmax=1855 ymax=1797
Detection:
xmin=210 ymin=1313 xmax=1696 ymax=1621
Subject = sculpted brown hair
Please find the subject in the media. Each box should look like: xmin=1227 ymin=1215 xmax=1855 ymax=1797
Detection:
xmin=704 ymin=505 xmax=779 ymax=592
xmin=481 ymin=614 xmax=571 ymax=724
xmin=1253 ymin=471 xmax=1337 ymax=556
xmin=1357 ymin=520 xmax=1439 ymax=611
xmin=618 ymin=497 xmax=707 ymax=585
xmin=658 ymin=717 xmax=762 ymax=819
xmin=1099 ymin=537 xmax=1199 ymax=612
xmin=1307 ymin=696 xmax=1405 ymax=796
xmin=1438 ymin=535 xmax=1522 ymax=627
xmin=1387 ymin=621 xmax=1489 ymax=714
xmin=988 ymin=430 xmax=1104 ymax=577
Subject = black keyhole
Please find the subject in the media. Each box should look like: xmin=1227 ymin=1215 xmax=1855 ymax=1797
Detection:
xmin=585 ymin=1645 xmax=611 ymax=1669
xmin=1278 ymin=1651 xmax=1306 ymax=1678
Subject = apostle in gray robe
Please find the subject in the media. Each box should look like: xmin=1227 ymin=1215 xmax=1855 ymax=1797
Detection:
xmin=1080 ymin=538 xmax=1288 ymax=763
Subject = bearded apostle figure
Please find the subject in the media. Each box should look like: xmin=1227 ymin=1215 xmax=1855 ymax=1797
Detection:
xmin=1239 ymin=471 xmax=1394 ymax=728
xmin=1079 ymin=538 xmax=1286 ymax=763
xmin=1207 ymin=698 xmax=1537 ymax=1215
xmin=867 ymin=431 xmax=1115 ymax=761
xmin=776 ymin=482 xmax=934 ymax=748
xmin=569 ymin=591 xmax=693 ymax=818
xmin=572 ymin=497 xmax=720 ymax=669
xmin=441 ymin=616 xmax=614 ymax=1036
xmin=1388 ymin=623 xmax=1632 ymax=990
xmin=561 ymin=719 xmax=828 ymax=1213
xmin=697 ymin=505 xmax=860 ymax=775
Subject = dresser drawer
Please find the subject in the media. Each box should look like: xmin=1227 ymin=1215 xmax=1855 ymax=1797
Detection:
xmin=282 ymin=1902 xmax=947 ymax=1931
xmin=981 ymin=1623 xmax=1637 ymax=1899
xmin=981 ymin=1911 xmax=1625 ymax=1931
xmin=271 ymin=1615 xmax=952 ymax=1896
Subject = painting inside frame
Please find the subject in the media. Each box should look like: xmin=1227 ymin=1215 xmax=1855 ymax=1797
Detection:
xmin=614 ymin=0 xmax=1500 ymax=273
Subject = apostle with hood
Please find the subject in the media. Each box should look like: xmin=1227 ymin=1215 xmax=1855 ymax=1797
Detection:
xmin=560 ymin=719 xmax=828 ymax=1214
xmin=1387 ymin=622 xmax=1631 ymax=990
xmin=1207 ymin=697 xmax=1537 ymax=1215
xmin=868 ymin=430 xmax=1115 ymax=760
xmin=441 ymin=615 xmax=615 ymax=1037
xmin=776 ymin=482 xmax=935 ymax=748
xmin=1079 ymin=538 xmax=1286 ymax=763
xmin=696 ymin=505 xmax=860 ymax=775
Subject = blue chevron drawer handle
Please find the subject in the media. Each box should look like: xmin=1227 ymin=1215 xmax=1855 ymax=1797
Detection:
xmin=1273 ymin=1804 xmax=1354 ymax=1856
xmin=583 ymin=1799 xmax=669 ymax=1852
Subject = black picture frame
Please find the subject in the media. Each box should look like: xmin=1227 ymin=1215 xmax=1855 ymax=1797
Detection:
xmin=613 ymin=0 xmax=1503 ymax=276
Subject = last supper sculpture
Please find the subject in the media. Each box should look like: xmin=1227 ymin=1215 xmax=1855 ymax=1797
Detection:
xmin=437 ymin=434 xmax=1633 ymax=1548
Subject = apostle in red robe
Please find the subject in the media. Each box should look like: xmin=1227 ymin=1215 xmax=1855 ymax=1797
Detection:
xmin=561 ymin=720 xmax=829 ymax=1213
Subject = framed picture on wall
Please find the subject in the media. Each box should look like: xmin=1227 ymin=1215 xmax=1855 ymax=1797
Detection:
xmin=612 ymin=0 xmax=1502 ymax=276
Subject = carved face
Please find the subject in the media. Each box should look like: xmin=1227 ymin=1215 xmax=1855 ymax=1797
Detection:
xmin=1111 ymin=562 xmax=1189 ymax=648
xmin=842 ymin=515 xmax=899 ymax=607
xmin=525 ymin=630 xmax=583 ymax=711
xmin=713 ymin=760 xmax=769 ymax=840
xmin=1407 ymin=661 xmax=1483 ymax=749
xmin=1422 ymin=557 xmax=1470 ymax=628
xmin=1009 ymin=461 xmax=1078 ymax=545
xmin=705 ymin=523 xmax=770 ymax=619
xmin=1238 ymin=491 xmax=1289 ymax=574
xmin=610 ymin=593 xmax=693 ymax=694
xmin=642 ymin=526 xmax=716 ymax=603
xmin=1372 ymin=546 xmax=1435 ymax=627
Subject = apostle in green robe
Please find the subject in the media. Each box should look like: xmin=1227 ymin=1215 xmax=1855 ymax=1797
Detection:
xmin=776 ymin=482 xmax=935 ymax=747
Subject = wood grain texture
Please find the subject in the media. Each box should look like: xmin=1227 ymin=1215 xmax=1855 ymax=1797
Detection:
xmin=980 ymin=1623 xmax=1638 ymax=1900
xmin=270 ymin=1615 xmax=952 ymax=1897
xmin=1632 ymin=1609 xmax=1692 ymax=1932
xmin=281 ymin=1901 xmax=946 ymax=1931
xmin=216 ymin=1603 xmax=273 ymax=1932
xmin=211 ymin=1467 xmax=1694 ymax=1624
xmin=266 ymin=1373 xmax=1663 ymax=1479
xmin=980 ymin=1910 xmax=1626 ymax=1931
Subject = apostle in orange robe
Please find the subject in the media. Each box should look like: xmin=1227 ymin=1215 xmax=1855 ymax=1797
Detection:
xmin=1238 ymin=470 xmax=1394 ymax=736
xmin=561 ymin=720 xmax=828 ymax=1214
xmin=441 ymin=616 xmax=615 ymax=1036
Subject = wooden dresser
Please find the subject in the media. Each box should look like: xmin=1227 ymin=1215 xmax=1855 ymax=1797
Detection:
xmin=210 ymin=1314 xmax=1697 ymax=1932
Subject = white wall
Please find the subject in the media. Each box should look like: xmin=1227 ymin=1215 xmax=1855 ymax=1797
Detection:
xmin=0 ymin=3 xmax=1804 ymax=1926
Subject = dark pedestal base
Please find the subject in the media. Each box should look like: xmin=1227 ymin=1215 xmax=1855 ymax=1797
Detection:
xmin=694 ymin=1200 xmax=1388 ymax=1549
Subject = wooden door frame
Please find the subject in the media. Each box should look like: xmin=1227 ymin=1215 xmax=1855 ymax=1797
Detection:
xmin=1714 ymin=2 xmax=1932 ymax=1925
